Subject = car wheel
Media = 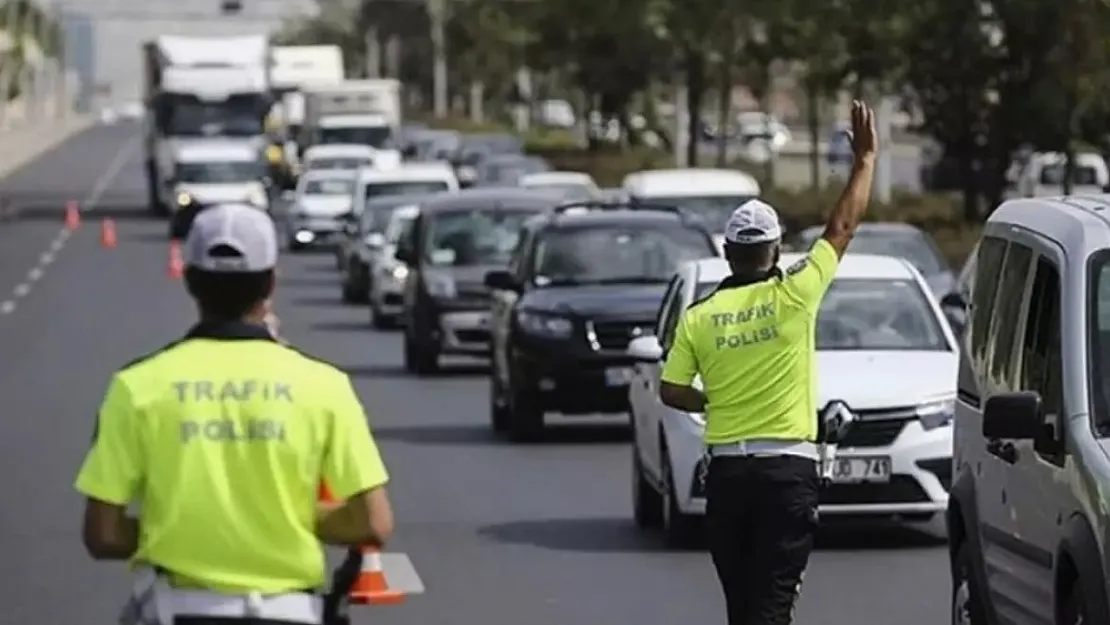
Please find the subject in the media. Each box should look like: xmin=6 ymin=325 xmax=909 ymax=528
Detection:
xmin=371 ymin=305 xmax=395 ymax=329
xmin=288 ymin=239 xmax=306 ymax=252
xmin=951 ymin=540 xmax=987 ymax=625
xmin=341 ymin=277 xmax=359 ymax=304
xmin=168 ymin=213 xmax=190 ymax=240
xmin=404 ymin=322 xmax=439 ymax=376
xmin=402 ymin=327 xmax=419 ymax=373
xmin=506 ymin=382 xmax=544 ymax=442
xmin=632 ymin=445 xmax=662 ymax=528
xmin=488 ymin=366 xmax=509 ymax=433
xmin=660 ymin=448 xmax=700 ymax=548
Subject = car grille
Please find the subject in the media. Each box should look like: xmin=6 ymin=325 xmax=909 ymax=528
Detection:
xmin=455 ymin=287 xmax=490 ymax=307
xmin=589 ymin=320 xmax=653 ymax=350
xmin=838 ymin=419 xmax=907 ymax=448
xmin=821 ymin=476 xmax=930 ymax=504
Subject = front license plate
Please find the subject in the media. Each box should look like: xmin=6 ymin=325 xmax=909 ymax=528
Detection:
xmin=831 ymin=456 xmax=891 ymax=483
xmin=604 ymin=366 xmax=633 ymax=386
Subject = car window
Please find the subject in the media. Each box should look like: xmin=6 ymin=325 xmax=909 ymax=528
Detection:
xmin=302 ymin=178 xmax=354 ymax=195
xmin=1020 ymin=256 xmax=1062 ymax=413
xmin=365 ymin=180 xmax=450 ymax=200
xmin=423 ymin=209 xmax=538 ymax=267
xmin=643 ymin=195 xmax=755 ymax=232
xmin=1039 ymin=163 xmax=1099 ymax=186
xmin=815 ymin=278 xmax=949 ymax=351
xmin=507 ymin=229 xmax=533 ymax=279
xmin=307 ymin=157 xmax=371 ymax=171
xmin=969 ymin=236 xmax=1008 ymax=365
xmin=176 ymin=161 xmax=261 ymax=183
xmin=532 ymin=225 xmax=714 ymax=285
xmin=659 ymin=278 xmax=687 ymax=351
xmin=654 ymin=276 xmax=682 ymax=339
xmin=841 ymin=230 xmax=947 ymax=276
xmin=986 ymin=242 xmax=1034 ymax=388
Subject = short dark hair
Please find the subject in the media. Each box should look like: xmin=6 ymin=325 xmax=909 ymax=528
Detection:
xmin=184 ymin=267 xmax=275 ymax=320
xmin=724 ymin=240 xmax=777 ymax=270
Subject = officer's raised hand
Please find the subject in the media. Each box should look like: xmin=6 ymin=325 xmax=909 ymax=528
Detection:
xmin=849 ymin=100 xmax=878 ymax=160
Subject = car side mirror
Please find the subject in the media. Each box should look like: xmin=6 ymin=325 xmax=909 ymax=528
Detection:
xmin=364 ymin=232 xmax=386 ymax=249
xmin=484 ymin=270 xmax=519 ymax=292
xmin=627 ymin=335 xmax=662 ymax=362
xmin=940 ymin=291 xmax=966 ymax=310
xmin=983 ymin=391 xmax=1043 ymax=439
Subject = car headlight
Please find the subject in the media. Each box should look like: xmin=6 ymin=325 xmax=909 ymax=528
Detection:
xmin=176 ymin=191 xmax=192 ymax=208
xmin=916 ymin=398 xmax=955 ymax=430
xmin=516 ymin=310 xmax=573 ymax=338
xmin=425 ymin=273 xmax=457 ymax=298
xmin=390 ymin=265 xmax=408 ymax=280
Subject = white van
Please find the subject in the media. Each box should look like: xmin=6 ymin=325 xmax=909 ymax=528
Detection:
xmin=302 ymin=144 xmax=400 ymax=174
xmin=622 ymin=168 xmax=761 ymax=247
xmin=1014 ymin=151 xmax=1109 ymax=198
xmin=351 ymin=162 xmax=459 ymax=217
xmin=169 ymin=139 xmax=268 ymax=211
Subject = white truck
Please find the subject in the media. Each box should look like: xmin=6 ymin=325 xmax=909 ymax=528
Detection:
xmin=270 ymin=45 xmax=345 ymax=140
xmin=142 ymin=34 xmax=272 ymax=214
xmin=298 ymin=79 xmax=402 ymax=160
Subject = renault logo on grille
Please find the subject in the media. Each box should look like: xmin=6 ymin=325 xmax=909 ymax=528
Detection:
xmin=820 ymin=400 xmax=857 ymax=442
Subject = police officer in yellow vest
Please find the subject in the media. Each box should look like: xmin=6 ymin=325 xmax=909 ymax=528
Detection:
xmin=659 ymin=101 xmax=877 ymax=625
xmin=75 ymin=203 xmax=394 ymax=625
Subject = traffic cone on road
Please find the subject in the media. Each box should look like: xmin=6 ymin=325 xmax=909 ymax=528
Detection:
xmin=100 ymin=219 xmax=117 ymax=249
xmin=349 ymin=546 xmax=405 ymax=605
xmin=167 ymin=241 xmax=184 ymax=280
xmin=64 ymin=200 xmax=79 ymax=231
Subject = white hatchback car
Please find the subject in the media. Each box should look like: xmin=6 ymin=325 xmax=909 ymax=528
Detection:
xmin=628 ymin=253 xmax=959 ymax=545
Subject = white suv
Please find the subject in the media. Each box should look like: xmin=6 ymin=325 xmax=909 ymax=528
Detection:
xmin=628 ymin=254 xmax=960 ymax=546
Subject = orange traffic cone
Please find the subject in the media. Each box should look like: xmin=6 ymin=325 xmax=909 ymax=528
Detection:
xmin=100 ymin=219 xmax=117 ymax=249
xmin=167 ymin=241 xmax=184 ymax=280
xmin=349 ymin=546 xmax=405 ymax=605
xmin=64 ymin=200 xmax=79 ymax=231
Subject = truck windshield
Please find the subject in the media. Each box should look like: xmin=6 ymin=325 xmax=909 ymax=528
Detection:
xmin=165 ymin=97 xmax=264 ymax=137
xmin=318 ymin=126 xmax=393 ymax=149
xmin=177 ymin=161 xmax=262 ymax=184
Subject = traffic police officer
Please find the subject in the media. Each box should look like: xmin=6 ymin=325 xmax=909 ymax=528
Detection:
xmin=658 ymin=101 xmax=877 ymax=625
xmin=75 ymin=203 xmax=394 ymax=625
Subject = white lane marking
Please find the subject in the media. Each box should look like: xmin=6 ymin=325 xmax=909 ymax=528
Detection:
xmin=0 ymin=136 xmax=139 ymax=316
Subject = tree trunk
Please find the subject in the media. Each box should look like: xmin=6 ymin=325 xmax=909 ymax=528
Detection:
xmin=715 ymin=65 xmax=732 ymax=167
xmin=805 ymin=78 xmax=821 ymax=192
xmin=684 ymin=49 xmax=704 ymax=167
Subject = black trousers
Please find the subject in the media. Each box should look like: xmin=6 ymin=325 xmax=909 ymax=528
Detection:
xmin=705 ymin=454 xmax=820 ymax=625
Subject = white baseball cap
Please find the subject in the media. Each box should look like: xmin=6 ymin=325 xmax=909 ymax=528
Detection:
xmin=184 ymin=203 xmax=278 ymax=272
xmin=723 ymin=199 xmax=783 ymax=244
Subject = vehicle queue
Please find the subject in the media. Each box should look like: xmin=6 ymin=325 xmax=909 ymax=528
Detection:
xmin=257 ymin=123 xmax=965 ymax=553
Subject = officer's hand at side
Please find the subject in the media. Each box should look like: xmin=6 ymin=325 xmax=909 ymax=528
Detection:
xmin=264 ymin=312 xmax=283 ymax=341
xmin=849 ymin=101 xmax=877 ymax=159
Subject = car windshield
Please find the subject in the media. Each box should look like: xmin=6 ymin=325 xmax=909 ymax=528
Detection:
xmin=470 ymin=135 xmax=522 ymax=155
xmin=302 ymin=178 xmax=353 ymax=195
xmin=176 ymin=161 xmax=261 ymax=183
xmin=365 ymin=180 xmax=449 ymax=201
xmin=641 ymin=195 xmax=755 ymax=231
xmin=361 ymin=196 xmax=422 ymax=232
xmin=317 ymin=126 xmax=393 ymax=149
xmin=529 ymin=183 xmax=596 ymax=201
xmin=164 ymin=97 xmax=264 ymax=137
xmin=534 ymin=225 xmax=714 ymax=285
xmin=798 ymin=228 xmax=947 ymax=277
xmin=1040 ymin=163 xmax=1099 ymax=186
xmin=488 ymin=160 xmax=549 ymax=183
xmin=307 ymin=157 xmax=370 ymax=170
xmin=696 ymin=277 xmax=948 ymax=350
xmin=423 ymin=209 xmax=537 ymax=267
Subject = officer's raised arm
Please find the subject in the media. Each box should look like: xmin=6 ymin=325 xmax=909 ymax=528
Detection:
xmin=317 ymin=375 xmax=395 ymax=547
xmin=76 ymin=375 xmax=143 ymax=560
xmin=821 ymin=101 xmax=877 ymax=257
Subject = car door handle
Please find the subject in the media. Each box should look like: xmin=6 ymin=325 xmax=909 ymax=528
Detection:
xmin=986 ymin=439 xmax=1018 ymax=464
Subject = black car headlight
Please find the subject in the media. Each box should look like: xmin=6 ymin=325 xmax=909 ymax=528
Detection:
xmin=516 ymin=311 xmax=573 ymax=339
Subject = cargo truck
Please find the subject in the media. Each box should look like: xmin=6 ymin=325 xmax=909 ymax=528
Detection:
xmin=269 ymin=45 xmax=345 ymax=187
xmin=142 ymin=35 xmax=272 ymax=214
xmin=298 ymin=79 xmax=402 ymax=160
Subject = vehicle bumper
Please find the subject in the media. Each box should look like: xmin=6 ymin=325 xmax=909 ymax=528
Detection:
xmin=371 ymin=270 xmax=406 ymax=316
xmin=511 ymin=337 xmax=639 ymax=415
xmin=667 ymin=416 xmax=951 ymax=518
xmin=288 ymin=216 xmax=343 ymax=246
xmin=434 ymin=308 xmax=491 ymax=355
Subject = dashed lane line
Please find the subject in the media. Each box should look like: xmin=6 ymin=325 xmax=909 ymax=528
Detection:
xmin=0 ymin=137 xmax=138 ymax=317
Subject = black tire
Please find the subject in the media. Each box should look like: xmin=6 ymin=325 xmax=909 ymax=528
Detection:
xmin=168 ymin=213 xmax=190 ymax=240
xmin=506 ymin=383 xmax=544 ymax=442
xmin=632 ymin=445 xmax=663 ymax=528
xmin=402 ymin=330 xmax=419 ymax=373
xmin=403 ymin=323 xmax=439 ymax=375
xmin=661 ymin=451 xmax=700 ymax=548
xmin=288 ymin=239 xmax=306 ymax=253
xmin=371 ymin=306 xmax=395 ymax=329
xmin=951 ymin=540 xmax=987 ymax=625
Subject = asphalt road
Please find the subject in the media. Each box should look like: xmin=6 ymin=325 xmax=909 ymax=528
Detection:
xmin=0 ymin=121 xmax=949 ymax=625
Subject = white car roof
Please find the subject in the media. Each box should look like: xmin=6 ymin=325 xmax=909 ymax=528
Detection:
xmin=300 ymin=168 xmax=357 ymax=181
xmin=304 ymin=144 xmax=376 ymax=159
xmin=519 ymin=171 xmax=595 ymax=187
xmin=691 ymin=253 xmax=920 ymax=285
xmin=174 ymin=140 xmax=258 ymax=163
xmin=357 ymin=162 xmax=456 ymax=183
xmin=622 ymin=168 xmax=760 ymax=196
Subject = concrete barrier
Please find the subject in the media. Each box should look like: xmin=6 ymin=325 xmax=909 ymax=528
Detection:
xmin=0 ymin=115 xmax=95 ymax=179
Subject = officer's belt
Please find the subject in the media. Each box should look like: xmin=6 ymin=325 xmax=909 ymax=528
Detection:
xmin=708 ymin=439 xmax=818 ymax=460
